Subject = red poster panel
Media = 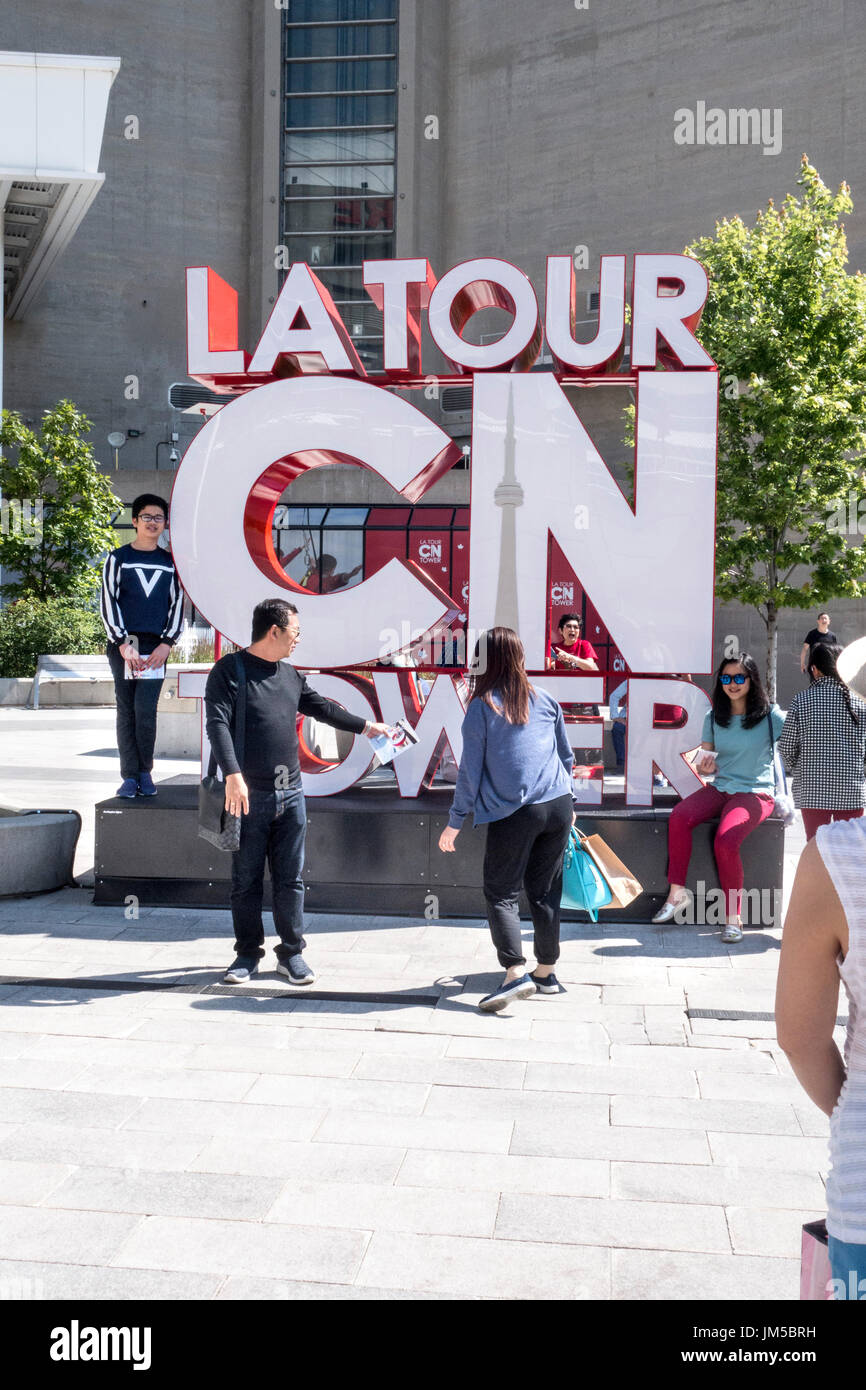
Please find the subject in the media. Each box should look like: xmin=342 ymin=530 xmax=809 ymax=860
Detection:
xmin=547 ymin=537 xmax=583 ymax=666
xmin=408 ymin=530 xmax=450 ymax=589
xmin=606 ymin=648 xmax=629 ymax=703
xmin=547 ymin=537 xmax=624 ymax=675
xmin=582 ymin=595 xmax=611 ymax=662
xmin=364 ymin=526 xmax=405 ymax=580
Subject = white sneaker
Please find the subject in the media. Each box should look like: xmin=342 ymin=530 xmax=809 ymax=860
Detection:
xmin=721 ymin=922 xmax=744 ymax=943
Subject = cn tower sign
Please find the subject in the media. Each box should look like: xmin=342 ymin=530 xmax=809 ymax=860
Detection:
xmin=172 ymin=254 xmax=718 ymax=806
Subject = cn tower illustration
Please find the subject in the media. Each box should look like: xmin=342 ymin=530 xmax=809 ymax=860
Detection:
xmin=493 ymin=381 xmax=525 ymax=631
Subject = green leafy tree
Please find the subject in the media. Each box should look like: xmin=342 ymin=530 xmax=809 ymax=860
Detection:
xmin=0 ymin=596 xmax=106 ymax=678
xmin=686 ymin=156 xmax=866 ymax=697
xmin=0 ymin=400 xmax=120 ymax=602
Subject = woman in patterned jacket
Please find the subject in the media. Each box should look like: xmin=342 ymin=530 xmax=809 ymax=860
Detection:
xmin=778 ymin=644 xmax=866 ymax=841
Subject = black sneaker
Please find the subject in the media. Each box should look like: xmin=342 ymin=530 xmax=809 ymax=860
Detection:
xmin=276 ymin=956 xmax=316 ymax=985
xmin=223 ymin=957 xmax=259 ymax=984
xmin=478 ymin=974 xmax=537 ymax=1013
xmin=530 ymin=972 xmax=566 ymax=995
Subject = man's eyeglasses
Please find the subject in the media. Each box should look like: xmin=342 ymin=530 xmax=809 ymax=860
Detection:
xmin=137 ymin=514 xmax=165 ymax=524
xmin=720 ymin=673 xmax=748 ymax=686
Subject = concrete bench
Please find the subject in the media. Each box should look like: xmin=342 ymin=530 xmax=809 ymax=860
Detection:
xmin=0 ymin=807 xmax=81 ymax=896
xmin=29 ymin=654 xmax=112 ymax=710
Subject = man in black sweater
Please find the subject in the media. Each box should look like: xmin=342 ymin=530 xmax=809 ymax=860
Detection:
xmin=205 ymin=598 xmax=390 ymax=984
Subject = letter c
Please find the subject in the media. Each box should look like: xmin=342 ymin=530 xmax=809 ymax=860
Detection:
xmin=170 ymin=378 xmax=462 ymax=667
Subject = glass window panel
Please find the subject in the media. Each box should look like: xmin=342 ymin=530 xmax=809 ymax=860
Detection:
xmin=356 ymin=342 xmax=383 ymax=372
xmin=283 ymin=506 xmax=327 ymax=527
xmin=286 ymin=0 xmax=396 ymax=21
xmin=314 ymin=268 xmax=367 ymax=297
xmin=283 ymin=232 xmax=393 ymax=266
xmin=284 ymin=130 xmax=395 ymax=164
xmin=304 ymin=532 xmax=365 ymax=593
xmin=284 ymin=163 xmax=393 ymax=195
xmin=284 ymin=197 xmax=393 ymax=234
xmin=285 ymin=93 xmax=395 ymax=127
xmin=331 ymin=301 xmax=381 ymax=336
xmin=272 ymin=529 xmax=315 ymax=584
xmin=285 ymin=23 xmax=396 ymax=59
xmin=286 ymin=58 xmax=395 ymax=93
xmin=282 ymin=531 xmax=366 ymax=594
xmin=323 ymin=508 xmax=371 ymax=526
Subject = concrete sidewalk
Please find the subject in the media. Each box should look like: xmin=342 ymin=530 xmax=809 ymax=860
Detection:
xmin=0 ymin=708 xmax=826 ymax=1301
xmin=0 ymin=708 xmax=201 ymax=880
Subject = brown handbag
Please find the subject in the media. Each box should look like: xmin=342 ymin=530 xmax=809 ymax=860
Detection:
xmin=573 ymin=827 xmax=642 ymax=909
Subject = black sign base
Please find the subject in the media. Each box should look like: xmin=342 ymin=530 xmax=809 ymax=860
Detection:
xmin=94 ymin=778 xmax=785 ymax=922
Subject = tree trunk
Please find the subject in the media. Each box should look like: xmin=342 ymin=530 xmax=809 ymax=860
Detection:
xmin=766 ymin=603 xmax=778 ymax=702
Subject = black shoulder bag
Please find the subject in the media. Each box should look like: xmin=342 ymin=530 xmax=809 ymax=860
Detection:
xmin=198 ymin=651 xmax=247 ymax=852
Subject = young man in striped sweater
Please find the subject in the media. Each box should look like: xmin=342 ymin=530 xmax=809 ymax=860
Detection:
xmin=100 ymin=494 xmax=184 ymax=797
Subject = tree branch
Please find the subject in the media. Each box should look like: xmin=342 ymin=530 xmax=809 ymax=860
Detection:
xmin=776 ymin=458 xmax=810 ymax=550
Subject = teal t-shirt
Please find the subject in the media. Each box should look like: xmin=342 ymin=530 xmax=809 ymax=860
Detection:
xmin=701 ymin=705 xmax=784 ymax=795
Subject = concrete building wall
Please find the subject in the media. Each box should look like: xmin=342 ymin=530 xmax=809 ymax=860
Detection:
xmin=2 ymin=0 xmax=253 ymax=482
xmin=439 ymin=0 xmax=866 ymax=290
xmin=2 ymin=0 xmax=865 ymax=671
xmin=427 ymin=0 xmax=866 ymax=675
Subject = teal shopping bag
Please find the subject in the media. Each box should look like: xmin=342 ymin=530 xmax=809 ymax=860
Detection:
xmin=561 ymin=827 xmax=612 ymax=920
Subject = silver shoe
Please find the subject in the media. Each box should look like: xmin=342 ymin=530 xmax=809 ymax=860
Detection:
xmin=651 ymin=894 xmax=689 ymax=924
xmin=721 ymin=922 xmax=744 ymax=943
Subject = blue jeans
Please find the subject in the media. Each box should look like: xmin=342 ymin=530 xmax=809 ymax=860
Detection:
xmin=829 ymin=1235 xmax=866 ymax=1299
xmin=611 ymin=720 xmax=626 ymax=767
xmin=230 ymin=786 xmax=307 ymax=961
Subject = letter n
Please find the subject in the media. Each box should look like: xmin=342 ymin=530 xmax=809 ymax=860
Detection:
xmin=467 ymin=372 xmax=718 ymax=672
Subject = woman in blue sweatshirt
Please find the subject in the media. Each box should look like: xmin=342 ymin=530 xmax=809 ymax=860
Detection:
xmin=439 ymin=627 xmax=575 ymax=1012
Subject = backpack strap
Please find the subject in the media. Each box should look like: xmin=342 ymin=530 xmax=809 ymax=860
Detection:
xmin=207 ymin=650 xmax=248 ymax=779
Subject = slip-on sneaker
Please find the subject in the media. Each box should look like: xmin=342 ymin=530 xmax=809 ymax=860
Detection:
xmin=721 ymin=922 xmax=744 ymax=943
xmin=651 ymin=892 xmax=690 ymax=924
xmin=478 ymin=974 xmax=537 ymax=1013
xmin=276 ymin=956 xmax=317 ymax=985
xmin=223 ymin=957 xmax=259 ymax=984
xmin=530 ymin=972 xmax=566 ymax=995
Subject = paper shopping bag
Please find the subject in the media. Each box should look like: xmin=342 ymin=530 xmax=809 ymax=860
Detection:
xmin=574 ymin=829 xmax=642 ymax=909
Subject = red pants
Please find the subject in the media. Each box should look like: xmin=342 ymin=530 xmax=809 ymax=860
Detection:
xmin=801 ymin=808 xmax=864 ymax=842
xmin=668 ymin=785 xmax=775 ymax=918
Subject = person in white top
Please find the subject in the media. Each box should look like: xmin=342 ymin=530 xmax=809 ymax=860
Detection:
xmin=777 ymin=815 xmax=866 ymax=1296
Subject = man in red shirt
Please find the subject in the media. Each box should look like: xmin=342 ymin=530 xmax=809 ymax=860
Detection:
xmin=547 ymin=614 xmax=599 ymax=671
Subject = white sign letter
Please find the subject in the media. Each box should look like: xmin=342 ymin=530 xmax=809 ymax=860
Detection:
xmin=467 ymin=372 xmax=717 ymax=672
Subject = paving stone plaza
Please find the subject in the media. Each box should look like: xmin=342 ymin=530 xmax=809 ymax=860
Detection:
xmin=0 ymin=710 xmax=828 ymax=1301
xmin=2 ymin=3 xmax=864 ymax=1327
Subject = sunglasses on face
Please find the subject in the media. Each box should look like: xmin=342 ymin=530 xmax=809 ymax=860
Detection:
xmin=720 ymin=673 xmax=748 ymax=686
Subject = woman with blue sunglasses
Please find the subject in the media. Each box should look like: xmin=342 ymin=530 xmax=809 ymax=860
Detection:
xmin=652 ymin=653 xmax=783 ymax=942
